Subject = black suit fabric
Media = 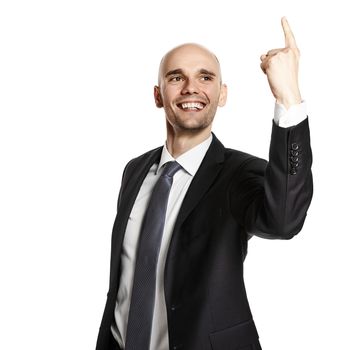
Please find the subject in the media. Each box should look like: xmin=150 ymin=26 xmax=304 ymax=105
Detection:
xmin=96 ymin=118 xmax=313 ymax=350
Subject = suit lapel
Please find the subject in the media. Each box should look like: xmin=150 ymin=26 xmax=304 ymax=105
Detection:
xmin=118 ymin=149 xmax=161 ymax=224
xmin=163 ymin=134 xmax=226 ymax=305
xmin=110 ymin=147 xmax=162 ymax=285
xmin=167 ymin=133 xmax=226 ymax=258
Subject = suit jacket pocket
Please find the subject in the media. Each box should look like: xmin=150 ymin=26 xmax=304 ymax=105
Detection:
xmin=209 ymin=319 xmax=259 ymax=350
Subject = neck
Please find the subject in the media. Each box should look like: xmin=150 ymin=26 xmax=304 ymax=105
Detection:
xmin=166 ymin=123 xmax=212 ymax=158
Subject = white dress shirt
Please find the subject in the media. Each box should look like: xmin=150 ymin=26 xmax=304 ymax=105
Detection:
xmin=111 ymin=102 xmax=307 ymax=349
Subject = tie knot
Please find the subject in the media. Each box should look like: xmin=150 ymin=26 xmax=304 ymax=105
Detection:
xmin=162 ymin=161 xmax=182 ymax=178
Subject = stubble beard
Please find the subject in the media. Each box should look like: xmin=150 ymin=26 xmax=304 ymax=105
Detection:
xmin=167 ymin=104 xmax=218 ymax=133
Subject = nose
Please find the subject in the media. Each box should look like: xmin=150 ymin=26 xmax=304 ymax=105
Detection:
xmin=181 ymin=78 xmax=199 ymax=95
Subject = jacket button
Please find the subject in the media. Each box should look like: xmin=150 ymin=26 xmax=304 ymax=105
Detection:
xmin=290 ymin=156 xmax=299 ymax=163
xmin=290 ymin=168 xmax=297 ymax=175
xmin=171 ymin=303 xmax=181 ymax=311
xmin=291 ymin=143 xmax=299 ymax=150
xmin=290 ymin=150 xmax=299 ymax=156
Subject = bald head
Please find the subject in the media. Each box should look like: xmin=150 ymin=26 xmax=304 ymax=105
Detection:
xmin=158 ymin=43 xmax=222 ymax=85
xmin=153 ymin=42 xmax=227 ymax=140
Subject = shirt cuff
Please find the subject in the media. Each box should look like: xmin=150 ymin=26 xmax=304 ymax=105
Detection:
xmin=274 ymin=101 xmax=307 ymax=128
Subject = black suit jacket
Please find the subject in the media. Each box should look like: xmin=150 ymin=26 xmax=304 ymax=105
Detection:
xmin=96 ymin=119 xmax=313 ymax=350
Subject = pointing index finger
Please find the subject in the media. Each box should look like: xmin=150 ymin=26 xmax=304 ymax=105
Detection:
xmin=282 ymin=16 xmax=297 ymax=48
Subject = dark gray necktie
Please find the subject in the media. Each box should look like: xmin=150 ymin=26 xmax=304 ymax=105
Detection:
xmin=125 ymin=161 xmax=182 ymax=350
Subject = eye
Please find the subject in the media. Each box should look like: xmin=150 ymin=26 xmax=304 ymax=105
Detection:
xmin=169 ymin=75 xmax=183 ymax=82
xmin=200 ymin=75 xmax=213 ymax=81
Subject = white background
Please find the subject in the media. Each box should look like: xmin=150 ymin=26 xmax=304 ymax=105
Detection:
xmin=1 ymin=0 xmax=349 ymax=349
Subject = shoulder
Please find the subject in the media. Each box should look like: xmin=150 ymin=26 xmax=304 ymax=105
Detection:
xmin=123 ymin=146 xmax=163 ymax=176
xmin=223 ymin=147 xmax=260 ymax=163
xmin=224 ymin=147 xmax=266 ymax=167
xmin=211 ymin=133 xmax=266 ymax=171
xmin=221 ymin=148 xmax=268 ymax=184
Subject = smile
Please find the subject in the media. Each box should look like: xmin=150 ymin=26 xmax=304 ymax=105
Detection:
xmin=177 ymin=102 xmax=206 ymax=111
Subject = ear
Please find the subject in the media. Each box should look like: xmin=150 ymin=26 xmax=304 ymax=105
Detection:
xmin=218 ymin=84 xmax=227 ymax=107
xmin=154 ymin=86 xmax=163 ymax=108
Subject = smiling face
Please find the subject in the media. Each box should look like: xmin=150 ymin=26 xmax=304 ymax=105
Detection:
xmin=154 ymin=43 xmax=227 ymax=135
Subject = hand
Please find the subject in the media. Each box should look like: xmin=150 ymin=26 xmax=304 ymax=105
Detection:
xmin=260 ymin=17 xmax=302 ymax=109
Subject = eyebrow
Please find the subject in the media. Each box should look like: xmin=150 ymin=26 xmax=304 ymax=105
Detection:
xmin=198 ymin=69 xmax=217 ymax=77
xmin=165 ymin=69 xmax=184 ymax=78
xmin=165 ymin=68 xmax=217 ymax=78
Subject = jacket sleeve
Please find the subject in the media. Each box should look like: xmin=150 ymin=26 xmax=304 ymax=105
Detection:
xmin=230 ymin=117 xmax=313 ymax=239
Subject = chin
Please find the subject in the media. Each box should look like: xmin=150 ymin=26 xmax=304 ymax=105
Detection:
xmin=176 ymin=121 xmax=212 ymax=132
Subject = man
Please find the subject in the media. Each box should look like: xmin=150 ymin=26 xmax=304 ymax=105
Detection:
xmin=96 ymin=17 xmax=313 ymax=350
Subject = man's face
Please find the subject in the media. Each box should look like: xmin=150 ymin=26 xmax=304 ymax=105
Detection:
xmin=154 ymin=44 xmax=227 ymax=133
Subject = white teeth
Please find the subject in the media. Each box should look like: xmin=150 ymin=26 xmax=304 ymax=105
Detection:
xmin=181 ymin=102 xmax=204 ymax=110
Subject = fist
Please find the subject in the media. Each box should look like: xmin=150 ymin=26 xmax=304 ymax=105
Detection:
xmin=260 ymin=17 xmax=302 ymax=109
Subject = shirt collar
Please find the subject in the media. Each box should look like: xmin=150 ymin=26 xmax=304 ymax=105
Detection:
xmin=156 ymin=134 xmax=213 ymax=176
